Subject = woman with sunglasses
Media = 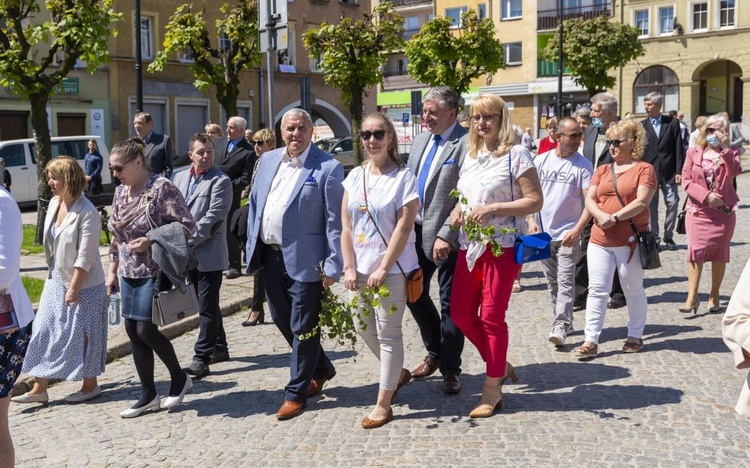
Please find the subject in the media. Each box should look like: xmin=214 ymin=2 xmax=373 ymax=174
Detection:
xmin=105 ymin=138 xmax=196 ymax=418
xmin=13 ymin=157 xmax=108 ymax=406
xmin=680 ymin=114 xmax=741 ymax=314
xmin=573 ymin=120 xmax=656 ymax=359
xmin=448 ymin=94 xmax=543 ymax=418
xmin=341 ymin=112 xmax=419 ymax=428
xmin=240 ymin=128 xmax=276 ymax=327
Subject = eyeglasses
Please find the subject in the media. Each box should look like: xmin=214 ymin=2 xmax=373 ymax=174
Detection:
xmin=471 ymin=114 xmax=499 ymax=123
xmin=252 ymin=140 xmax=265 ymax=146
xmin=607 ymin=139 xmax=629 ymax=148
xmin=560 ymin=132 xmax=584 ymax=139
xmin=360 ymin=130 xmax=387 ymax=141
xmin=109 ymin=158 xmax=136 ymax=173
xmin=706 ymin=127 xmax=722 ymax=134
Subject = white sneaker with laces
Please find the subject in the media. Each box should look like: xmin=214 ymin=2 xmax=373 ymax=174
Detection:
xmin=548 ymin=323 xmax=567 ymax=347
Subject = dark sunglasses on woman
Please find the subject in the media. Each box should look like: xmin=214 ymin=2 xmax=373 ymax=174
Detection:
xmin=360 ymin=130 xmax=386 ymax=141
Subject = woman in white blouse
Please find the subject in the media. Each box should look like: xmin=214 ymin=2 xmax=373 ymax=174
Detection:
xmin=449 ymin=94 xmax=543 ymax=418
xmin=341 ymin=113 xmax=420 ymax=429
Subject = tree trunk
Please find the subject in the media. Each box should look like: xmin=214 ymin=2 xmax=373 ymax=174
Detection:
xmin=350 ymin=88 xmax=364 ymax=166
xmin=218 ymin=84 xmax=239 ymax=118
xmin=30 ymin=93 xmax=54 ymax=245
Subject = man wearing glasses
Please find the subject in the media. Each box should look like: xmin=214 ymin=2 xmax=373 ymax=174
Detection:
xmin=529 ymin=117 xmax=593 ymax=346
xmin=406 ymin=86 xmax=466 ymax=395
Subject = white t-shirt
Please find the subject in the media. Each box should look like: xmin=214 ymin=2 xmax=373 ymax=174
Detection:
xmin=456 ymin=145 xmax=536 ymax=270
xmin=342 ymin=164 xmax=420 ymax=275
xmin=534 ymin=150 xmax=593 ymax=240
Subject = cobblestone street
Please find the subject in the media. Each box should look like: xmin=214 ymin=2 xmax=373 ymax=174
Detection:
xmin=10 ymin=172 xmax=750 ymax=467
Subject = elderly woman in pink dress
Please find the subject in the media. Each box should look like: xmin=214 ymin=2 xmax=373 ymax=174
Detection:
xmin=680 ymin=113 xmax=741 ymax=314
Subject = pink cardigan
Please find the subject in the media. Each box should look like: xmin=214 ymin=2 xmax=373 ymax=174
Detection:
xmin=681 ymin=145 xmax=741 ymax=209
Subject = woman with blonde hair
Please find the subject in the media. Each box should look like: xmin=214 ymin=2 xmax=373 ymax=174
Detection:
xmin=341 ymin=113 xmax=419 ymax=428
xmin=241 ymin=128 xmax=277 ymax=327
xmin=573 ymin=119 xmax=657 ymax=358
xmin=204 ymin=123 xmax=223 ymax=140
xmin=449 ymin=94 xmax=543 ymax=417
xmin=680 ymin=113 xmax=741 ymax=313
xmin=14 ymin=157 xmax=108 ymax=404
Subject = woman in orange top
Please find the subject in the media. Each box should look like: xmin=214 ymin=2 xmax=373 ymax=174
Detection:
xmin=573 ymin=120 xmax=657 ymax=358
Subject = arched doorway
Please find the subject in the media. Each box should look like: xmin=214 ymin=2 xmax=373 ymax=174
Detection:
xmin=694 ymin=60 xmax=743 ymax=121
xmin=275 ymin=99 xmax=351 ymax=143
xmin=633 ymin=66 xmax=679 ymax=113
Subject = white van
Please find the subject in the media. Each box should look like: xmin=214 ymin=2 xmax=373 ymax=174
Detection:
xmin=0 ymin=135 xmax=112 ymax=206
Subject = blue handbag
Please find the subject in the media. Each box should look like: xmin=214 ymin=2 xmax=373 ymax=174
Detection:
xmin=508 ymin=155 xmax=552 ymax=264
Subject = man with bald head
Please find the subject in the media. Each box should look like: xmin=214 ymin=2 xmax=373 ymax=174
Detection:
xmin=245 ymin=109 xmax=344 ymax=420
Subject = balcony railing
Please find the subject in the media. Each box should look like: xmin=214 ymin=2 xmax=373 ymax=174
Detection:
xmin=538 ymin=1 xmax=613 ymax=31
xmin=537 ymin=59 xmax=570 ymax=78
xmin=392 ymin=0 xmax=432 ymax=7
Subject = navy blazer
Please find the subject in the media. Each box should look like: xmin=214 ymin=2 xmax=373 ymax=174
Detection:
xmin=215 ymin=137 xmax=256 ymax=196
xmin=245 ymin=144 xmax=344 ymax=282
xmin=144 ymin=132 xmax=173 ymax=178
xmin=641 ymin=114 xmax=685 ymax=183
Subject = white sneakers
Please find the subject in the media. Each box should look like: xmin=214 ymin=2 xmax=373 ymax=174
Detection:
xmin=549 ymin=323 xmax=568 ymax=347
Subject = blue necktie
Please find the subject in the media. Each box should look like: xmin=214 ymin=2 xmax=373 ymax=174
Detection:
xmin=418 ymin=134 xmax=441 ymax=202
xmin=227 ymin=141 xmax=235 ymax=153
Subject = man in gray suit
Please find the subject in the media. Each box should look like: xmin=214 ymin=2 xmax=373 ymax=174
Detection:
xmin=245 ymin=109 xmax=344 ymax=420
xmin=406 ymin=87 xmax=466 ymax=394
xmin=133 ymin=111 xmax=173 ymax=178
xmin=174 ymin=133 xmax=233 ymax=379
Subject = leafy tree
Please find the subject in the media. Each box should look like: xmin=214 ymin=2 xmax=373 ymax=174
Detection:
xmin=303 ymin=2 xmax=404 ymax=165
xmin=405 ymin=9 xmax=504 ymax=97
xmin=542 ymin=14 xmax=644 ymax=95
xmin=149 ymin=1 xmax=261 ymax=117
xmin=0 ymin=0 xmax=122 ymax=241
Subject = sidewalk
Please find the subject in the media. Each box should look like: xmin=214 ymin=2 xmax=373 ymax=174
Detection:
xmin=11 ymin=174 xmax=750 ymax=466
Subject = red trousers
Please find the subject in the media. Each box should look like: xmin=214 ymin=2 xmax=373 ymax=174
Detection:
xmin=450 ymin=247 xmax=520 ymax=378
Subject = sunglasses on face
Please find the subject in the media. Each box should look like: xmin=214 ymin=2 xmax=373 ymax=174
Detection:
xmin=607 ymin=139 xmax=628 ymax=148
xmin=252 ymin=140 xmax=265 ymax=146
xmin=360 ymin=130 xmax=387 ymax=141
xmin=706 ymin=127 xmax=722 ymax=134
xmin=560 ymin=132 xmax=584 ymax=138
xmin=108 ymin=158 xmax=136 ymax=173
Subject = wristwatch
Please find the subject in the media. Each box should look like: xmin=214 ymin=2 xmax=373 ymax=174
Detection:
xmin=613 ymin=213 xmax=620 ymax=222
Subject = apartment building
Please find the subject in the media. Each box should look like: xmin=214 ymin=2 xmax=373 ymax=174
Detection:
xmin=614 ymin=0 xmax=748 ymax=131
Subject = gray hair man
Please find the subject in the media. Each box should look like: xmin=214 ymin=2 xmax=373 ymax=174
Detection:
xmin=405 ymin=86 xmax=467 ymax=395
xmin=641 ymin=91 xmax=685 ymax=251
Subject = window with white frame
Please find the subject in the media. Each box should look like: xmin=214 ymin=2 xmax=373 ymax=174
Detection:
xmin=719 ymin=0 xmax=736 ymax=28
xmin=310 ymin=54 xmax=323 ymax=73
xmin=634 ymin=9 xmax=649 ymax=37
xmin=501 ymin=0 xmax=522 ymax=20
xmin=179 ymin=47 xmax=194 ymax=63
xmin=692 ymin=2 xmax=708 ymax=31
xmin=446 ymin=7 xmax=468 ymax=27
xmin=278 ymin=23 xmax=295 ymax=67
xmin=659 ymin=7 xmax=674 ymax=34
xmin=504 ymin=42 xmax=522 ymax=66
xmin=220 ymin=33 xmax=232 ymax=52
xmin=140 ymin=16 xmax=153 ymax=60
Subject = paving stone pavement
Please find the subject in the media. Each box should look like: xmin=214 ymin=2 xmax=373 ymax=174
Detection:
xmin=10 ymin=172 xmax=750 ymax=466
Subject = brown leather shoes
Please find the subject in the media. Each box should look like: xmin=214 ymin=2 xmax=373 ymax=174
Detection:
xmin=276 ymin=400 xmax=305 ymax=420
xmin=306 ymin=369 xmax=337 ymax=398
xmin=391 ymin=369 xmax=412 ymax=402
xmin=411 ymin=356 xmax=439 ymax=379
xmin=362 ymin=408 xmax=393 ymax=429
xmin=442 ymin=373 xmax=461 ymax=394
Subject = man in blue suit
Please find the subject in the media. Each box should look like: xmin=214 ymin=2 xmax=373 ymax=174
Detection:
xmin=174 ymin=133 xmax=233 ymax=378
xmin=245 ymin=109 xmax=344 ymax=420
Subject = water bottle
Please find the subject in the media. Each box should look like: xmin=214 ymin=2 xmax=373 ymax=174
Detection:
xmin=108 ymin=292 xmax=121 ymax=326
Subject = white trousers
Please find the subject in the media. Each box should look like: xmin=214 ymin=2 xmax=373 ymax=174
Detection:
xmin=584 ymin=243 xmax=648 ymax=344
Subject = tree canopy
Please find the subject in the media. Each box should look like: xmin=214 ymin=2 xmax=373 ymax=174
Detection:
xmin=0 ymin=0 xmax=122 ymax=241
xmin=149 ymin=1 xmax=261 ymax=117
xmin=542 ymin=14 xmax=644 ymax=95
xmin=405 ymin=9 xmax=504 ymax=97
xmin=303 ymin=1 xmax=404 ymax=164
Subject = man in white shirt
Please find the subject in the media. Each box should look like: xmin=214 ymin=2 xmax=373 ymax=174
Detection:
xmin=530 ymin=117 xmax=593 ymax=346
xmin=245 ymin=109 xmax=344 ymax=420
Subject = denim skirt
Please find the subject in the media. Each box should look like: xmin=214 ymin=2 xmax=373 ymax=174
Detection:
xmin=120 ymin=277 xmax=156 ymax=322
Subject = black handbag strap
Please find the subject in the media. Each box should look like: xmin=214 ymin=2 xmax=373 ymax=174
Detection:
xmin=609 ymin=163 xmax=641 ymax=238
xmin=362 ymin=165 xmax=408 ymax=279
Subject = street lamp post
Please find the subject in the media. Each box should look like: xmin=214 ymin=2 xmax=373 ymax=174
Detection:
xmin=135 ymin=0 xmax=143 ymax=112
xmin=557 ymin=0 xmax=564 ymax=118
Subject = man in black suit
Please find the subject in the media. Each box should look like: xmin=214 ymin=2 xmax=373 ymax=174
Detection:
xmin=642 ymin=92 xmax=685 ymax=251
xmin=133 ymin=112 xmax=173 ymax=178
xmin=576 ymin=92 xmax=626 ymax=309
xmin=215 ymin=116 xmax=256 ymax=280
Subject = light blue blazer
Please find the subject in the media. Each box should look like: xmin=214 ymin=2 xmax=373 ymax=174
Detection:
xmin=245 ymin=144 xmax=344 ymax=283
xmin=173 ymin=165 xmax=233 ymax=272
